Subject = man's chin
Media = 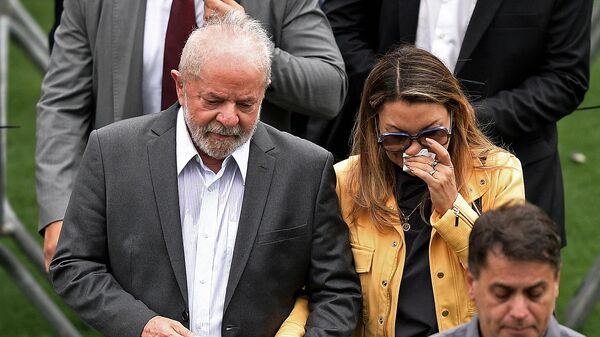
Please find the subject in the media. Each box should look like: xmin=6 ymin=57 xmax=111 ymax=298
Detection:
xmin=199 ymin=142 xmax=239 ymax=160
xmin=499 ymin=326 xmax=537 ymax=337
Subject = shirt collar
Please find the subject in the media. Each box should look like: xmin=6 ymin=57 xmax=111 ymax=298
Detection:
xmin=175 ymin=107 xmax=250 ymax=181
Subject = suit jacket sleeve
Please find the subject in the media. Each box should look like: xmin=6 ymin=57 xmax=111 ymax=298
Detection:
xmin=35 ymin=0 xmax=95 ymax=232
xmin=475 ymin=0 xmax=591 ymax=139
xmin=303 ymin=153 xmax=362 ymax=336
xmin=49 ymin=131 xmax=157 ymax=337
xmin=266 ymin=0 xmax=347 ymax=119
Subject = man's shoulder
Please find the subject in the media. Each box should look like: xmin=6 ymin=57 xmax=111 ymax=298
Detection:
xmin=94 ymin=109 xmax=175 ymax=140
xmin=548 ymin=317 xmax=586 ymax=337
xmin=431 ymin=318 xmax=478 ymax=337
xmin=557 ymin=325 xmax=586 ymax=337
xmin=258 ymin=122 xmax=331 ymax=160
xmin=430 ymin=324 xmax=471 ymax=337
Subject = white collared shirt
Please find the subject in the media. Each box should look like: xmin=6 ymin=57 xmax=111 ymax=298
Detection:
xmin=176 ymin=108 xmax=249 ymax=336
xmin=143 ymin=0 xmax=205 ymax=114
xmin=415 ymin=0 xmax=477 ymax=72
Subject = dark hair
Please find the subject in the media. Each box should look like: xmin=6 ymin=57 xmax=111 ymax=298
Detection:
xmin=468 ymin=202 xmax=561 ymax=279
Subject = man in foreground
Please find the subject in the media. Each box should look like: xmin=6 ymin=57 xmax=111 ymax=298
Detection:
xmin=432 ymin=202 xmax=583 ymax=337
xmin=50 ymin=12 xmax=360 ymax=337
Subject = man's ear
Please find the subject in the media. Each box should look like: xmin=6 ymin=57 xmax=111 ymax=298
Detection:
xmin=554 ymin=271 xmax=560 ymax=297
xmin=171 ymin=70 xmax=185 ymax=106
xmin=466 ymin=268 xmax=476 ymax=300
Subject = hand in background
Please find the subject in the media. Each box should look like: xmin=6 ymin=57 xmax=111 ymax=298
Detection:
xmin=43 ymin=220 xmax=63 ymax=272
xmin=204 ymin=0 xmax=244 ymax=20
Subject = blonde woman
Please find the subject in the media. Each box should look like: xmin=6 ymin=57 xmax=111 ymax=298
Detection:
xmin=280 ymin=45 xmax=525 ymax=337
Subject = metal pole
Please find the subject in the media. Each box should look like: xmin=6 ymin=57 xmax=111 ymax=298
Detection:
xmin=592 ymin=2 xmax=600 ymax=59
xmin=0 ymin=246 xmax=81 ymax=337
xmin=564 ymin=257 xmax=600 ymax=330
xmin=4 ymin=199 xmax=45 ymax=270
xmin=0 ymin=0 xmax=10 ymax=231
xmin=9 ymin=0 xmax=49 ymax=70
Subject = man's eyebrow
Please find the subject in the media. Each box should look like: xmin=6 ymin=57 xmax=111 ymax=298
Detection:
xmin=490 ymin=283 xmax=511 ymax=289
xmin=203 ymin=92 xmax=226 ymax=99
xmin=525 ymin=281 xmax=547 ymax=291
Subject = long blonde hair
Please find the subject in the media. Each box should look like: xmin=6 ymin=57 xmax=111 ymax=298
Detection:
xmin=348 ymin=45 xmax=500 ymax=227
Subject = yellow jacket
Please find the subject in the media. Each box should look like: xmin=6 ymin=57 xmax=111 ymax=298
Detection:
xmin=337 ymin=151 xmax=524 ymax=336
xmin=276 ymin=151 xmax=524 ymax=337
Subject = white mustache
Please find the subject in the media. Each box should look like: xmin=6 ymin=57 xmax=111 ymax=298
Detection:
xmin=204 ymin=122 xmax=241 ymax=137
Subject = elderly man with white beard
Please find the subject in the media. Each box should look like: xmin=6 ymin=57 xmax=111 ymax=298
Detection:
xmin=49 ymin=12 xmax=361 ymax=337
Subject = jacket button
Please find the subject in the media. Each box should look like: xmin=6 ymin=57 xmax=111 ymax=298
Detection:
xmin=381 ymin=280 xmax=388 ymax=287
xmin=442 ymin=310 xmax=449 ymax=317
xmin=182 ymin=310 xmax=189 ymax=322
xmin=437 ymin=272 xmax=444 ymax=279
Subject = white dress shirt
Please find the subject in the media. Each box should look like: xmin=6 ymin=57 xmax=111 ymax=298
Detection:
xmin=176 ymin=108 xmax=250 ymax=336
xmin=415 ymin=0 xmax=477 ymax=72
xmin=143 ymin=0 xmax=205 ymax=114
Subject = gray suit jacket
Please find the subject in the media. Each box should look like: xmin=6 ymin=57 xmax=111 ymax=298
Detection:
xmin=430 ymin=316 xmax=585 ymax=337
xmin=49 ymin=105 xmax=361 ymax=337
xmin=36 ymin=0 xmax=347 ymax=231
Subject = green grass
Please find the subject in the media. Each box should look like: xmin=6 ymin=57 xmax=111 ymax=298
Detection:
xmin=556 ymin=57 xmax=600 ymax=334
xmin=1 ymin=0 xmax=599 ymax=336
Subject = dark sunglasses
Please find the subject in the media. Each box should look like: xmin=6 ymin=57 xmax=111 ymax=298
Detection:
xmin=377 ymin=126 xmax=452 ymax=152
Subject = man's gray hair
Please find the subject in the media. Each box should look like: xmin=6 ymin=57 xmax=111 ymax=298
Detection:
xmin=178 ymin=11 xmax=273 ymax=87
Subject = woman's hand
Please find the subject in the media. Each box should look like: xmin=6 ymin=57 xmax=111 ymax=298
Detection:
xmin=404 ymin=138 xmax=458 ymax=214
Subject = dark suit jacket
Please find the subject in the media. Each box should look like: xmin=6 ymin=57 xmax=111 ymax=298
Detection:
xmin=49 ymin=105 xmax=361 ymax=337
xmin=321 ymin=0 xmax=591 ymax=243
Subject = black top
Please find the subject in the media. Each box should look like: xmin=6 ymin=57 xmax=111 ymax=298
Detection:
xmin=394 ymin=168 xmax=438 ymax=337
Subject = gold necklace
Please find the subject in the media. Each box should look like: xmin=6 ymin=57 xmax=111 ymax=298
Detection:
xmin=399 ymin=200 xmax=423 ymax=231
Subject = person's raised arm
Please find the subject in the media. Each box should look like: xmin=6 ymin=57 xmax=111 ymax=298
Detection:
xmin=37 ymin=0 xmax=96 ymax=267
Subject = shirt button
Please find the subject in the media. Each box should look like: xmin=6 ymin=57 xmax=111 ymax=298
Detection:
xmin=391 ymin=241 xmax=398 ymax=248
xmin=381 ymin=280 xmax=388 ymax=287
xmin=437 ymin=272 xmax=444 ymax=279
xmin=378 ymin=317 xmax=384 ymax=325
xmin=480 ymin=179 xmax=486 ymax=185
xmin=442 ymin=310 xmax=449 ymax=317
xmin=208 ymin=186 xmax=214 ymax=192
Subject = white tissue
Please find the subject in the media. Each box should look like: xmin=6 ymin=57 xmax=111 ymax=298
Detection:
xmin=402 ymin=148 xmax=436 ymax=172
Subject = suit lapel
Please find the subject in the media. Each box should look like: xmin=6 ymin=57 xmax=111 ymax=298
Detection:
xmin=397 ymin=0 xmax=421 ymax=43
xmin=147 ymin=105 xmax=188 ymax=305
xmin=455 ymin=0 xmax=504 ymax=74
xmin=223 ymin=124 xmax=276 ymax=311
xmin=112 ymin=0 xmax=146 ymax=120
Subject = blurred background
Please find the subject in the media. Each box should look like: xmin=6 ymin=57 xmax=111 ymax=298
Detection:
xmin=0 ymin=0 xmax=599 ymax=336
